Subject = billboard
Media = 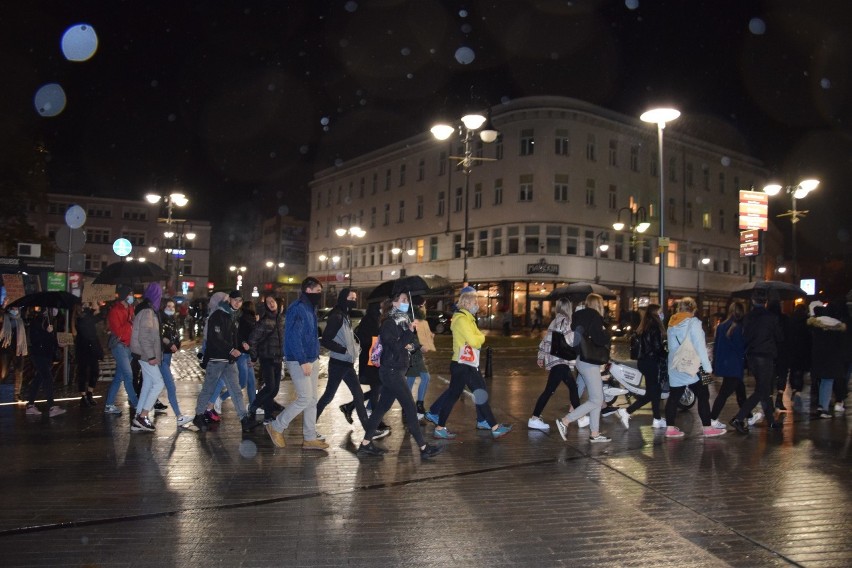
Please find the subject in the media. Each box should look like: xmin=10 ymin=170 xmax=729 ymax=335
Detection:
xmin=739 ymin=190 xmax=769 ymax=231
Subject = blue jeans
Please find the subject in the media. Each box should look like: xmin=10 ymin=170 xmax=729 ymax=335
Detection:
xmin=818 ymin=377 xmax=835 ymax=410
xmin=106 ymin=342 xmax=138 ymax=407
xmin=195 ymin=361 xmax=246 ymax=419
xmin=160 ymin=353 xmax=182 ymax=416
xmin=406 ymin=371 xmax=430 ymax=402
xmin=137 ymin=360 xmax=164 ymax=413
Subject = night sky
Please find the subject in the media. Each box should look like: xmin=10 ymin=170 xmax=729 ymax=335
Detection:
xmin=3 ymin=0 xmax=851 ymax=259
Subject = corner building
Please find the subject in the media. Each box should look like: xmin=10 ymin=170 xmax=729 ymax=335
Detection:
xmin=309 ymin=96 xmax=765 ymax=327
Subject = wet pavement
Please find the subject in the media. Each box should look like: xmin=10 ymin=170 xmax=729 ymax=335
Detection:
xmin=1 ymin=335 xmax=850 ymax=567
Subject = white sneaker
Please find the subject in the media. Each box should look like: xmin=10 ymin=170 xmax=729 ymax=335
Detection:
xmin=48 ymin=406 xmax=66 ymax=417
xmin=747 ymin=411 xmax=764 ymax=427
xmin=577 ymin=415 xmax=590 ymax=428
xmin=615 ymin=408 xmax=630 ymax=429
xmin=710 ymin=419 xmax=727 ymax=430
xmin=177 ymin=415 xmax=193 ymax=428
xmin=834 ymin=403 xmax=845 ymax=413
xmin=652 ymin=418 xmax=667 ymax=429
xmin=103 ymin=404 xmax=122 ymax=415
xmin=527 ymin=416 xmax=551 ymax=432
xmin=25 ymin=405 xmax=41 ymax=416
xmin=213 ymin=397 xmax=223 ymax=415
xmin=255 ymin=407 xmax=264 ymax=415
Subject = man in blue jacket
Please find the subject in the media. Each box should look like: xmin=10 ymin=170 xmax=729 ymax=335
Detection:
xmin=266 ymin=277 xmax=330 ymax=451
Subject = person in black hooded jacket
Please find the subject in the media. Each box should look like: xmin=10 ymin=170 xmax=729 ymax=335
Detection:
xmin=247 ymin=295 xmax=285 ymax=418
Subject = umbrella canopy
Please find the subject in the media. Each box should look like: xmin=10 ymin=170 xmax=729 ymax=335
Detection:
xmin=545 ymin=282 xmax=617 ymax=302
xmin=730 ymin=280 xmax=807 ymax=301
xmin=92 ymin=261 xmax=168 ymax=285
xmin=367 ymin=275 xmax=452 ymax=303
xmin=7 ymin=291 xmax=81 ymax=310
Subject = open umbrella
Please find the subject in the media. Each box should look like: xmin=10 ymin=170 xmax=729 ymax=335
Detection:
xmin=7 ymin=291 xmax=81 ymax=310
xmin=730 ymin=280 xmax=807 ymax=301
xmin=92 ymin=261 xmax=168 ymax=285
xmin=545 ymin=282 xmax=617 ymax=302
xmin=367 ymin=275 xmax=452 ymax=303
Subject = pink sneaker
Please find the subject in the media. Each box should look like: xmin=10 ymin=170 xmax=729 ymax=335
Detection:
xmin=703 ymin=426 xmax=726 ymax=437
xmin=665 ymin=426 xmax=685 ymax=438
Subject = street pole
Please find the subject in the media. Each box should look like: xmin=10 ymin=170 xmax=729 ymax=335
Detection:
xmin=791 ymin=193 xmax=798 ymax=283
xmin=656 ymin=121 xmax=666 ymax=314
xmin=462 ymin=127 xmax=473 ymax=286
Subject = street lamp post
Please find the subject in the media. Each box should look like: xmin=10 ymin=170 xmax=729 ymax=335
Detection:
xmin=334 ymin=214 xmax=365 ymax=287
xmin=391 ymin=238 xmax=415 ymax=277
xmin=317 ymin=249 xmax=340 ymax=308
xmin=693 ymin=250 xmax=711 ymax=313
xmin=431 ymin=109 xmax=499 ymax=285
xmin=228 ymin=265 xmax=247 ymax=289
xmin=762 ymin=179 xmax=819 ymax=283
xmin=612 ymin=206 xmax=650 ymax=311
xmin=640 ymin=108 xmax=680 ymax=315
xmin=593 ymin=232 xmax=609 ymax=284
xmin=145 ymin=192 xmax=189 ymax=293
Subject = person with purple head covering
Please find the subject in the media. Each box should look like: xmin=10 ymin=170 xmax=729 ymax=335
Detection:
xmin=129 ymin=282 xmax=165 ymax=432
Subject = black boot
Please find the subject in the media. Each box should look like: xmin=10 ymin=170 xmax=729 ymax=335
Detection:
xmin=86 ymin=391 xmax=97 ymax=406
xmin=339 ymin=402 xmax=354 ymax=424
xmin=416 ymin=401 xmax=426 ymax=419
xmin=241 ymin=415 xmax=260 ymax=432
xmin=775 ymin=393 xmax=787 ymax=411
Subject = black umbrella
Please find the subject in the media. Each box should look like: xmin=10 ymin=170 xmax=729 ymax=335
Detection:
xmin=7 ymin=291 xmax=81 ymax=310
xmin=545 ymin=282 xmax=617 ymax=302
xmin=92 ymin=260 xmax=168 ymax=285
xmin=730 ymin=280 xmax=807 ymax=301
xmin=367 ymin=275 xmax=452 ymax=303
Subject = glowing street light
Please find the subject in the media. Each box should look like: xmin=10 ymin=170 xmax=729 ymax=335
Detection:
xmin=762 ymin=178 xmax=819 ymax=281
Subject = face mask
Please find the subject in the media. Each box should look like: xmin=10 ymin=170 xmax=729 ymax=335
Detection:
xmin=126 ymin=295 xmax=134 ymax=305
xmin=305 ymin=292 xmax=321 ymax=307
xmin=398 ymin=303 xmax=410 ymax=313
xmin=50 ymin=308 xmax=59 ymax=316
xmin=468 ymin=304 xmax=479 ymax=315
xmin=164 ymin=309 xmax=175 ymax=316
xmin=8 ymin=309 xmax=18 ymax=317
xmin=346 ymin=300 xmax=357 ymax=310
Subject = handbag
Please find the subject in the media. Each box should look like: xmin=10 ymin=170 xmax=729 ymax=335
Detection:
xmin=458 ymin=343 xmax=481 ymax=368
xmin=549 ymin=331 xmax=577 ymax=361
xmin=671 ymin=335 xmax=701 ymax=375
xmin=579 ymin=333 xmax=609 ymax=365
xmin=698 ymin=366 xmax=713 ymax=386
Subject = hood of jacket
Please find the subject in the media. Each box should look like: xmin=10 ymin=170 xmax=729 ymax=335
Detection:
xmin=668 ymin=312 xmax=692 ymax=328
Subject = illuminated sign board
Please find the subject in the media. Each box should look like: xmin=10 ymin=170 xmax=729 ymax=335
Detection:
xmin=738 ymin=190 xmax=768 ymax=230
xmin=739 ymin=229 xmax=761 ymax=257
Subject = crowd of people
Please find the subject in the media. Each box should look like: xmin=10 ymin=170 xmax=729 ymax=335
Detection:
xmin=1 ymin=278 xmax=850 ymax=457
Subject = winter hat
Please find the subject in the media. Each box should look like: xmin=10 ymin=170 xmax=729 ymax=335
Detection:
xmin=116 ymin=285 xmax=132 ymax=299
xmin=143 ymin=282 xmax=163 ymax=311
xmin=461 ymin=285 xmax=476 ymax=294
xmin=808 ymin=300 xmax=824 ymax=317
xmin=228 ymin=289 xmax=242 ymax=299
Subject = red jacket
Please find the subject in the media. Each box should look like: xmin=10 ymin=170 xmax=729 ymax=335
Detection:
xmin=107 ymin=301 xmax=134 ymax=346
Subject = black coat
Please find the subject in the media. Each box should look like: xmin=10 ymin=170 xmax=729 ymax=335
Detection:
xmin=248 ymin=304 xmax=284 ymax=361
xmin=638 ymin=324 xmax=665 ymax=361
xmin=75 ymin=310 xmax=104 ymax=360
xmin=29 ymin=314 xmax=58 ymax=359
xmin=379 ymin=313 xmax=416 ymax=369
xmin=161 ymin=313 xmax=181 ymax=352
xmin=355 ymin=304 xmax=381 ymax=386
xmin=571 ymin=308 xmax=610 ymax=348
xmin=743 ymin=306 xmax=782 ymax=359
xmin=206 ymin=307 xmax=239 ymax=361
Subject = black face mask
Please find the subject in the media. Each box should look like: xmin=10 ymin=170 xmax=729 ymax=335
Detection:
xmin=305 ymin=292 xmax=322 ymax=307
xmin=346 ymin=300 xmax=357 ymax=311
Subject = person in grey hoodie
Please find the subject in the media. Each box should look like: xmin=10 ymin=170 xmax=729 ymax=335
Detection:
xmin=316 ymin=288 xmax=369 ymax=429
xmin=130 ymin=282 xmax=164 ymax=432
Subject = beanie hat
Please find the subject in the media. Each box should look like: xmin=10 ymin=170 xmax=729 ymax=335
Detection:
xmin=116 ymin=285 xmax=132 ymax=299
xmin=228 ymin=290 xmax=242 ymax=299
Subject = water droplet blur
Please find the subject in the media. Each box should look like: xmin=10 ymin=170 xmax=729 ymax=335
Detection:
xmin=334 ymin=158 xmax=344 ymax=167
xmin=406 ymin=73 xmax=413 ymax=79
xmin=720 ymin=156 xmax=731 ymax=167
xmin=820 ymin=78 xmax=831 ymax=89
xmin=320 ymin=117 xmax=330 ymax=126
xmin=81 ymin=536 xmax=89 ymax=545
xmin=625 ymin=0 xmax=639 ymax=10
xmin=167 ymin=114 xmax=176 ymax=122
xmin=345 ymin=1 xmax=358 ymax=13
xmin=275 ymin=191 xmax=283 ymax=199
xmin=299 ymin=145 xmax=309 ymax=154
xmin=748 ymin=18 xmax=766 ymax=35
xmin=278 ymin=205 xmax=289 ymax=216
xmin=269 ymin=151 xmax=277 ymax=158
xmin=268 ymin=83 xmax=276 ymax=91
xmin=239 ymin=440 xmax=257 ymax=458
xmin=455 ymin=46 xmax=475 ymax=64
xmin=61 ymin=24 xmax=98 ymax=62
xmin=459 ymin=9 xmax=469 ymax=18
xmin=401 ymin=47 xmax=411 ymax=56
xmin=34 ymin=83 xmax=67 ymax=117
xmin=472 ymin=389 xmax=489 ymax=405
xmin=151 ymin=80 xmax=158 ymax=88
xmin=501 ymin=96 xmax=511 ymax=104
xmin=344 ymin=196 xmax=352 ymax=204
xmin=461 ymin=23 xmax=472 ymax=34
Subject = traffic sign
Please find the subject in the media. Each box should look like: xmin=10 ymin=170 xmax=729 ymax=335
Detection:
xmin=56 ymin=226 xmax=86 ymax=253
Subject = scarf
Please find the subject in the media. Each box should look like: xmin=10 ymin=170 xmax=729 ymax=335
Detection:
xmin=1 ymin=313 xmax=28 ymax=356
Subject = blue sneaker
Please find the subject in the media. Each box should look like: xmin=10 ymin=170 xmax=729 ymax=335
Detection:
xmin=476 ymin=420 xmax=491 ymax=430
xmin=433 ymin=428 xmax=457 ymax=439
xmin=492 ymin=424 xmax=513 ymax=439
xmin=425 ymin=412 xmax=440 ymax=425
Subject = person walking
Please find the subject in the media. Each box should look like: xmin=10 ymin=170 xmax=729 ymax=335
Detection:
xmin=708 ymin=302 xmax=747 ymax=429
xmin=192 ymin=290 xmax=259 ymax=433
xmin=0 ymin=306 xmax=27 ymax=400
xmin=25 ymin=308 xmax=65 ymax=417
xmin=265 ymin=278 xmax=329 ymax=450
xmin=528 ymin=298 xmax=578 ymax=432
xmin=356 ymin=291 xmax=443 ymax=458
xmin=786 ymin=304 xmax=811 ymax=411
xmin=406 ymin=296 xmax=433 ymax=421
xmin=616 ymin=303 xmax=667 ymax=430
xmin=664 ymin=297 xmax=725 ymax=438
xmin=317 ymin=288 xmax=369 ymax=428
xmin=160 ymin=299 xmax=193 ymax=428
xmin=344 ymin=301 xmax=391 ymax=437
xmin=807 ymin=299 xmax=849 ymax=418
xmin=75 ymin=304 xmax=103 ymax=407
xmin=129 ymin=283 xmax=167 ymax=432
xmin=431 ymin=290 xmax=512 ymax=440
xmin=217 ymin=300 xmax=258 ymax=412
xmin=247 ymin=295 xmax=285 ymax=420
xmin=730 ymin=289 xmax=783 ymax=433
xmin=769 ymin=299 xmax=792 ymax=412
xmin=104 ymin=286 xmax=139 ymax=414
xmin=555 ymin=293 xmax=612 ymax=443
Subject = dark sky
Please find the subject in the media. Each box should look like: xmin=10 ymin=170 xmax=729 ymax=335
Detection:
xmin=3 ymin=0 xmax=852 ymax=258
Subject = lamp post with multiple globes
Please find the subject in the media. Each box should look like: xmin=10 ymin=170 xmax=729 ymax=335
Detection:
xmin=762 ymin=179 xmax=819 ymax=283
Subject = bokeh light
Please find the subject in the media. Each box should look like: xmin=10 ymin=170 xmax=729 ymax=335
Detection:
xmin=748 ymin=18 xmax=766 ymax=35
xmin=239 ymin=439 xmax=258 ymax=458
xmin=344 ymin=1 xmax=358 ymax=13
xmin=454 ymin=46 xmax=475 ymax=65
xmin=472 ymin=389 xmax=489 ymax=405
xmin=720 ymin=156 xmax=731 ymax=167
xmin=61 ymin=24 xmax=98 ymax=62
xmin=820 ymin=78 xmax=831 ymax=89
xmin=34 ymin=83 xmax=67 ymax=117
xmin=625 ymin=0 xmax=639 ymax=10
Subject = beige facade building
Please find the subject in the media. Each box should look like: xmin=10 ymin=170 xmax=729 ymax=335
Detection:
xmin=309 ymin=96 xmax=766 ymax=324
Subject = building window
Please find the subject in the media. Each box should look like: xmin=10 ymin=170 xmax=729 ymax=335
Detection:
xmin=48 ymin=201 xmax=72 ymax=216
xmin=368 ymin=207 xmax=376 ymax=228
xmin=608 ymin=140 xmax=617 ymax=166
xmin=608 ymin=185 xmax=617 ymax=210
xmin=703 ymin=167 xmax=710 ymax=190
xmin=385 ymin=169 xmax=391 ymax=191
xmin=524 ymin=225 xmax=540 ymax=253
xmin=507 ymin=226 xmax=519 ymax=254
xmin=492 ymin=228 xmax=503 ymax=255
xmin=417 ymin=159 xmax=425 ymax=181
xmin=86 ymin=205 xmax=112 ymax=218
xmin=454 ymin=187 xmax=463 ymax=212
xmin=478 ymin=230 xmax=488 ymax=257
xmin=452 ymin=234 xmax=462 ymax=258
xmin=630 ymin=145 xmax=640 ymax=172
xmin=348 ymin=181 xmax=354 ymax=201
xmin=554 ymin=174 xmax=569 ymax=202
xmin=473 ymin=183 xmax=482 ymax=209
xmin=437 ymin=192 xmax=445 ymax=216
xmin=383 ymin=204 xmax=390 ymax=225
xmin=565 ymin=226 xmax=579 ymax=255
xmin=416 ymin=195 xmax=423 ymax=219
xmin=668 ymin=198 xmax=676 ymax=223
xmin=719 ymin=172 xmax=725 ymax=193
xmin=584 ymin=230 xmax=596 ymax=257
xmin=519 ymin=129 xmax=535 ymax=156
xmin=586 ymin=134 xmax=596 ymax=161
xmin=546 ymin=225 xmax=561 ymax=254
xmin=519 ymin=174 xmax=533 ymax=202
xmin=719 ymin=209 xmax=725 ymax=232
xmin=181 ymin=260 xmax=193 ymax=276
xmin=122 ymin=231 xmax=146 ymax=246
xmin=668 ymin=157 xmax=677 ymax=182
xmin=686 ymin=202 xmax=693 ymax=226
xmin=88 ymin=228 xmax=111 ymax=244
xmin=399 ymin=164 xmax=406 ymax=187
xmin=650 ymin=152 xmax=658 ymax=177
xmin=372 ymin=173 xmax=378 ymax=194
xmin=429 ymin=236 xmax=438 ymax=261
xmin=733 ymin=176 xmax=740 ymax=192
xmin=585 ymin=179 xmax=596 ymax=207
xmin=316 ymin=191 xmax=322 ymax=210
xmin=686 ymin=163 xmax=694 ymax=186
xmin=495 ymin=135 xmax=504 ymax=160
xmin=398 ymin=200 xmax=405 ymax=223
xmin=438 ymin=151 xmax=447 ymax=176
xmin=494 ymin=178 xmax=503 ymax=205
xmin=122 ymin=207 xmax=148 ymax=221
xmin=337 ymin=186 xmax=342 ymax=204
xmin=555 ymin=129 xmax=569 ymax=156
xmin=359 ymin=177 xmax=365 ymax=198
xmin=703 ymin=211 xmax=712 ymax=229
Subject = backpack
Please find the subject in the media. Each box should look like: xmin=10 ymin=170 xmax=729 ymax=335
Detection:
xmin=368 ymin=335 xmax=382 ymax=367
xmin=629 ymin=333 xmax=641 ymax=360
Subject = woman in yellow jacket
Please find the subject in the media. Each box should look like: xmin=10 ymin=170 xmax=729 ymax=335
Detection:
xmin=432 ymin=291 xmax=513 ymax=439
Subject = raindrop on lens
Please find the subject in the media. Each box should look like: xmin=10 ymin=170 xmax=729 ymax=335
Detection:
xmin=472 ymin=389 xmax=489 ymax=405
xmin=459 ymin=9 xmax=469 ymax=17
xmin=299 ymin=145 xmax=309 ymax=154
xmin=345 ymin=1 xmax=358 ymax=13
xmin=167 ymin=113 xmax=176 ymax=122
xmin=320 ymin=116 xmax=330 ymax=126
xmin=239 ymin=440 xmax=258 ymax=458
xmin=461 ymin=23 xmax=472 ymax=34
xmin=334 ymin=158 xmax=344 ymax=167
xmin=401 ymin=47 xmax=411 ymax=56
xmin=406 ymin=73 xmax=413 ymax=79
xmin=269 ymin=151 xmax=277 ymax=158
xmin=278 ymin=205 xmax=289 ymax=216
xmin=820 ymin=78 xmax=831 ymax=89
xmin=720 ymin=156 xmax=731 ymax=167
xmin=81 ymin=536 xmax=89 ymax=545
xmin=454 ymin=46 xmax=475 ymax=64
xmin=748 ymin=18 xmax=766 ymax=35
xmin=625 ymin=0 xmax=639 ymax=10
xmin=61 ymin=24 xmax=98 ymax=61
xmin=34 ymin=83 xmax=67 ymax=117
